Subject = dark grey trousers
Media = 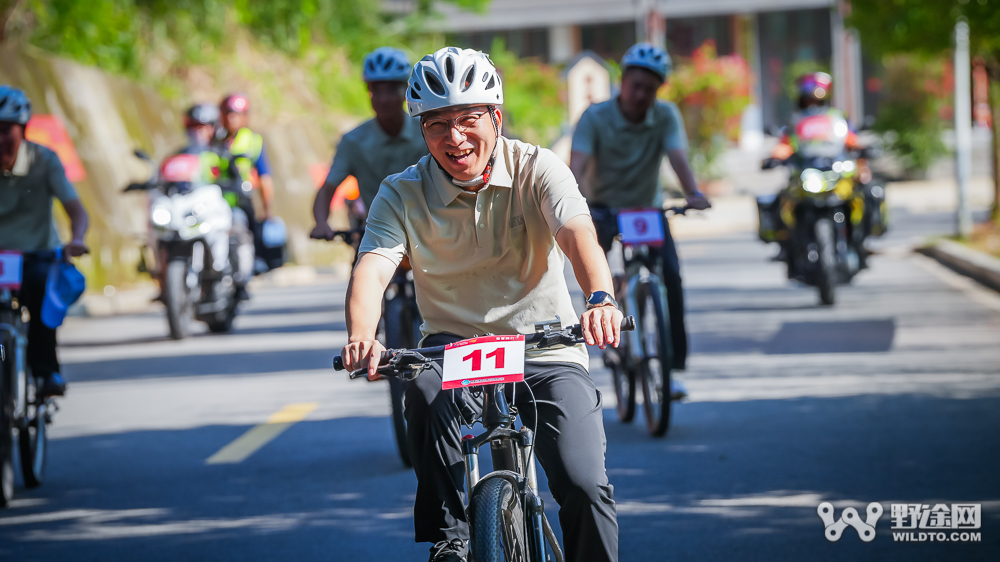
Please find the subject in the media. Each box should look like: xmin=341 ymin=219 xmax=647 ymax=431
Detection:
xmin=404 ymin=333 xmax=619 ymax=562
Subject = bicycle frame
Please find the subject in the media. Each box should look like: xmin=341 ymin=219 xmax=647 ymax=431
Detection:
xmin=334 ymin=318 xmax=636 ymax=562
xmin=461 ymin=382 xmax=561 ymax=562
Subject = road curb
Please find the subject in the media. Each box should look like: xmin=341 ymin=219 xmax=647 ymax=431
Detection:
xmin=917 ymin=239 xmax=1000 ymax=293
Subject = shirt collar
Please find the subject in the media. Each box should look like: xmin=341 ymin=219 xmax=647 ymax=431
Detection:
xmin=429 ymin=135 xmax=514 ymax=206
xmin=11 ymin=141 xmax=31 ymax=177
xmin=611 ymin=95 xmax=656 ymax=129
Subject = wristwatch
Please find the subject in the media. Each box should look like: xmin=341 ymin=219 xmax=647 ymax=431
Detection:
xmin=586 ymin=291 xmax=619 ymax=310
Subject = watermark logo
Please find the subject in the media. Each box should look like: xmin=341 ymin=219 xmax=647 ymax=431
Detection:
xmin=818 ymin=502 xmax=883 ymax=542
xmin=818 ymin=502 xmax=982 ymax=543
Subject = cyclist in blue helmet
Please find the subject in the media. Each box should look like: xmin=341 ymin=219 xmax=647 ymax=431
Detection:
xmin=570 ymin=42 xmax=710 ymax=375
xmin=0 ymin=86 xmax=90 ymax=397
xmin=311 ymin=47 xmax=428 ymax=238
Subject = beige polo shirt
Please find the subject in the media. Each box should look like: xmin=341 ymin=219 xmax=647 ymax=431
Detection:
xmin=360 ymin=136 xmax=591 ymax=369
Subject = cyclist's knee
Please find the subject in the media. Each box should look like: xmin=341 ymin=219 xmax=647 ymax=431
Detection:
xmin=558 ymin=477 xmax=615 ymax=509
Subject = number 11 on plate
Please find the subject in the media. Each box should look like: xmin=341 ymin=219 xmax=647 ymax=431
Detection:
xmin=441 ymin=335 xmax=525 ymax=390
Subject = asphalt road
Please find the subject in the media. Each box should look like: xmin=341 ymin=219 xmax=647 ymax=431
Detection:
xmin=1 ymin=208 xmax=999 ymax=561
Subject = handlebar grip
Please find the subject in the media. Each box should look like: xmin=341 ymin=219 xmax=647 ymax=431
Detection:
xmin=333 ymin=356 xmax=344 ymax=371
xmin=621 ymin=315 xmax=636 ymax=332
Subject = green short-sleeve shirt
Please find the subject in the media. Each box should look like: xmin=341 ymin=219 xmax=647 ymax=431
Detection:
xmin=325 ymin=116 xmax=428 ymax=211
xmin=0 ymin=141 xmax=79 ymax=251
xmin=572 ymin=96 xmax=688 ymax=208
xmin=360 ymin=137 xmax=592 ymax=369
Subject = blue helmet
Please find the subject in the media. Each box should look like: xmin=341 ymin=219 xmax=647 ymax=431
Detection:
xmin=0 ymin=86 xmax=32 ymax=125
xmin=363 ymin=47 xmax=412 ymax=83
xmin=621 ymin=43 xmax=672 ymax=82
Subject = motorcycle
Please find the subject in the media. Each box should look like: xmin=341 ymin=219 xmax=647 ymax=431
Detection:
xmin=124 ymin=149 xmax=253 ymax=339
xmin=757 ymin=113 xmax=887 ymax=305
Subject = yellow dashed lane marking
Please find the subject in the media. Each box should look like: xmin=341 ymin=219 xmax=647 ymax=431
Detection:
xmin=206 ymin=402 xmax=318 ymax=464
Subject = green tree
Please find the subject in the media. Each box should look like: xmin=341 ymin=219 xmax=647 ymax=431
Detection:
xmin=848 ymin=0 xmax=1000 ymax=219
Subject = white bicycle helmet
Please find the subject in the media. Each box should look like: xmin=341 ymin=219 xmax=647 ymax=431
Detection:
xmin=363 ymin=47 xmax=412 ymax=83
xmin=407 ymin=47 xmax=503 ymax=116
xmin=621 ymin=43 xmax=672 ymax=82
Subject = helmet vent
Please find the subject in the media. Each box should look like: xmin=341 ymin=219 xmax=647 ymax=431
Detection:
xmin=424 ymin=70 xmax=446 ymax=96
xmin=485 ymin=76 xmax=496 ymax=90
xmin=461 ymin=65 xmax=476 ymax=92
xmin=444 ymin=56 xmax=455 ymax=82
xmin=409 ymin=88 xmax=421 ymax=100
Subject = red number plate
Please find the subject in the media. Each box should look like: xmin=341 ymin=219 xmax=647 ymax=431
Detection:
xmin=441 ymin=335 xmax=525 ymax=390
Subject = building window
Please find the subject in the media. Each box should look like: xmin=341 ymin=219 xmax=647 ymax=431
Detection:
xmin=758 ymin=8 xmax=833 ymax=128
xmin=580 ymin=21 xmax=636 ymax=62
xmin=449 ymin=28 xmax=549 ymax=61
xmin=666 ymin=15 xmax=735 ymax=57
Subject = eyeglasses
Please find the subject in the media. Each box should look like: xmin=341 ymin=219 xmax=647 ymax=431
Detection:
xmin=421 ymin=111 xmax=490 ymax=139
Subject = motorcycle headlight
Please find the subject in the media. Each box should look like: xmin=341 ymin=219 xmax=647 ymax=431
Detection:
xmin=151 ymin=206 xmax=172 ymax=226
xmin=801 ymin=169 xmax=827 ymax=194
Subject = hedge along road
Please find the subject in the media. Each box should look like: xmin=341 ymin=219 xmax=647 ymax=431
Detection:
xmin=0 ymin=208 xmax=998 ymax=561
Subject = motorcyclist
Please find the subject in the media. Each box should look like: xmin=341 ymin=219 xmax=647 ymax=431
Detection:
xmin=0 ymin=86 xmax=89 ymax=397
xmin=770 ymin=72 xmax=862 ymax=161
xmin=215 ymin=93 xmax=274 ymax=272
xmin=183 ymin=103 xmax=253 ymax=300
xmin=341 ymin=47 xmax=622 ymax=562
xmin=310 ymin=46 xmax=428 ymax=239
xmin=765 ymin=72 xmax=877 ymax=265
xmin=570 ymin=42 xmax=710 ymax=374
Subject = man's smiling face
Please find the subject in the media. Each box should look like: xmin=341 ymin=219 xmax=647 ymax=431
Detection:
xmin=421 ymin=104 xmax=501 ymax=183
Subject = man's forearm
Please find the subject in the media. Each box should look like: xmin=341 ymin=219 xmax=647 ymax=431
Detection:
xmin=312 ymin=183 xmax=336 ymax=226
xmin=64 ymin=199 xmax=89 ymax=241
xmin=666 ymin=149 xmax=700 ymax=196
xmin=345 ymin=254 xmax=395 ymax=341
xmin=259 ymin=175 xmax=275 ymax=216
xmin=557 ymin=216 xmax=614 ymax=296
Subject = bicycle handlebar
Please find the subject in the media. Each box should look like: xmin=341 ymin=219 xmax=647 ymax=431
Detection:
xmin=309 ymin=228 xmax=364 ymax=243
xmin=333 ymin=315 xmax=636 ymax=375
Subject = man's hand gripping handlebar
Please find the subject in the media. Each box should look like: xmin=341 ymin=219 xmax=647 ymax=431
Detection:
xmin=333 ymin=316 xmax=636 ymax=381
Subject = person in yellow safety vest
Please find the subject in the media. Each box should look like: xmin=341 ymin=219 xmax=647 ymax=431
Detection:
xmin=216 ymin=93 xmax=274 ymax=272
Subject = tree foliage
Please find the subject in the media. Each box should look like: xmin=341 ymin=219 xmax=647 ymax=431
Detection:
xmin=848 ymin=0 xmax=1000 ymax=61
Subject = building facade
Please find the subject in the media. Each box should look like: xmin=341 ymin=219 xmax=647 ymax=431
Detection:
xmin=413 ymin=0 xmax=869 ymax=140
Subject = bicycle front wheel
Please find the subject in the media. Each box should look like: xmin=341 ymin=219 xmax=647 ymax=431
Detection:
xmin=19 ymin=393 xmax=47 ymax=488
xmin=471 ymin=477 xmax=529 ymax=562
xmin=636 ymin=281 xmax=673 ymax=437
xmin=606 ymin=351 xmax=636 ymax=423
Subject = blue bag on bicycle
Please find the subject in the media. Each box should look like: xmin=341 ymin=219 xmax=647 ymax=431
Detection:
xmin=41 ymin=248 xmax=86 ymax=329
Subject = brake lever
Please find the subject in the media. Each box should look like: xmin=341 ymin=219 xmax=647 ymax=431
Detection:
xmin=346 ymin=350 xmax=435 ymax=381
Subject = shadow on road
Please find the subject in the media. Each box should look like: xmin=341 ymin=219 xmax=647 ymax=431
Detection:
xmin=1 ymin=391 xmax=997 ymax=561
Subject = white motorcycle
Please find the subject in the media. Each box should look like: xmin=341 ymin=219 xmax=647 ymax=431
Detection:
xmin=125 ymin=149 xmax=253 ymax=339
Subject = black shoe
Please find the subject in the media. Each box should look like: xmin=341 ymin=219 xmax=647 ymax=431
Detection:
xmin=235 ymin=286 xmax=250 ymax=301
xmin=40 ymin=373 xmax=67 ymax=397
xmin=429 ymin=539 xmax=467 ymax=562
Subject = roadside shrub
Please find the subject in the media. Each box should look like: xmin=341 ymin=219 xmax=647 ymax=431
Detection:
xmin=660 ymin=40 xmax=751 ymax=179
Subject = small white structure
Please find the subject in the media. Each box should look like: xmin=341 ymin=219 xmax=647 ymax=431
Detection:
xmin=565 ymin=52 xmax=612 ymax=128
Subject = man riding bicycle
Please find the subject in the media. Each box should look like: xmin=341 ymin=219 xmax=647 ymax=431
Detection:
xmin=0 ymin=86 xmax=89 ymax=397
xmin=340 ymin=47 xmax=622 ymax=562
xmin=570 ymin=43 xmax=710 ymax=374
xmin=311 ymin=47 xmax=428 ymax=237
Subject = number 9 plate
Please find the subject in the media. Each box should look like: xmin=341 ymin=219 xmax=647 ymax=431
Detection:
xmin=617 ymin=209 xmax=665 ymax=246
xmin=441 ymin=335 xmax=525 ymax=390
xmin=0 ymin=251 xmax=23 ymax=290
